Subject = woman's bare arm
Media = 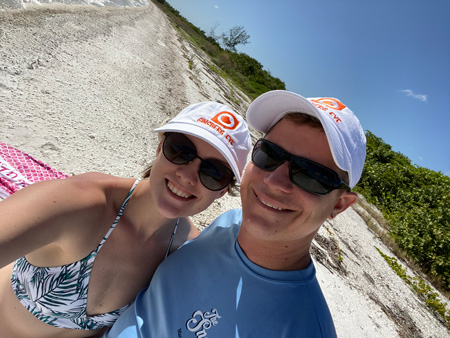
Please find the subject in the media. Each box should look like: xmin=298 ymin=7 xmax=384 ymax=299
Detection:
xmin=0 ymin=173 xmax=108 ymax=268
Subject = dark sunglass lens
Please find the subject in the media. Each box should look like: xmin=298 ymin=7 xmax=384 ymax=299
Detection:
xmin=199 ymin=160 xmax=233 ymax=191
xmin=290 ymin=168 xmax=329 ymax=195
xmin=164 ymin=133 xmax=196 ymax=164
xmin=252 ymin=140 xmax=284 ymax=170
xmin=290 ymin=160 xmax=338 ymax=195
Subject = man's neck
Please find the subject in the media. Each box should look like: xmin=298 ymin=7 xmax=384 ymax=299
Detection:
xmin=236 ymin=229 xmax=313 ymax=271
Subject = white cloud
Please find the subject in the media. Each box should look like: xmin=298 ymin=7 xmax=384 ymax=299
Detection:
xmin=399 ymin=89 xmax=428 ymax=103
xmin=214 ymin=5 xmax=219 ymax=9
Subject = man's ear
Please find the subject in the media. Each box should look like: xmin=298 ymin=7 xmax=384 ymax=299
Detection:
xmin=329 ymin=191 xmax=357 ymax=219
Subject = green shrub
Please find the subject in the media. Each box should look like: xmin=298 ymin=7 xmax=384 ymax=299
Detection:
xmin=357 ymin=132 xmax=450 ymax=290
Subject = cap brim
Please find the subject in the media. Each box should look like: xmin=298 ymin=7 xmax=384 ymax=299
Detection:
xmin=154 ymin=124 xmax=242 ymax=183
xmin=246 ymin=90 xmax=320 ymax=134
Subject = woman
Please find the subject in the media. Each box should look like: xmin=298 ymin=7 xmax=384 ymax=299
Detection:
xmin=0 ymin=101 xmax=251 ymax=338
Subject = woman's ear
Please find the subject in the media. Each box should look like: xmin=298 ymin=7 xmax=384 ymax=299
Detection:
xmin=156 ymin=140 xmax=163 ymax=156
xmin=217 ymin=188 xmax=228 ymax=199
xmin=329 ymin=191 xmax=357 ymax=219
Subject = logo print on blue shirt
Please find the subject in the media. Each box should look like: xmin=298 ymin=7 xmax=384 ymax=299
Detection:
xmin=186 ymin=308 xmax=221 ymax=337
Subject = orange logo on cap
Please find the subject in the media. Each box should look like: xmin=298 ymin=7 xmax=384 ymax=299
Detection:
xmin=310 ymin=98 xmax=346 ymax=111
xmin=211 ymin=111 xmax=239 ymax=130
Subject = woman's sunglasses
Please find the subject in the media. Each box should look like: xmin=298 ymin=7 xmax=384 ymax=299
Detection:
xmin=252 ymin=138 xmax=350 ymax=195
xmin=162 ymin=133 xmax=234 ymax=191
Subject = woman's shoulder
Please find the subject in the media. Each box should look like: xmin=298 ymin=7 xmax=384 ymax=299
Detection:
xmin=12 ymin=173 xmax=137 ymax=212
xmin=56 ymin=173 xmax=136 ymax=195
xmin=65 ymin=172 xmax=124 ymax=186
xmin=169 ymin=217 xmax=200 ymax=251
xmin=180 ymin=217 xmax=201 ymax=238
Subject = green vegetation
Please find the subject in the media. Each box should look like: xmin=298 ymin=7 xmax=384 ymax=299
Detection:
xmin=356 ymin=131 xmax=450 ymax=292
xmin=376 ymin=247 xmax=450 ymax=328
xmin=151 ymin=0 xmax=285 ymax=99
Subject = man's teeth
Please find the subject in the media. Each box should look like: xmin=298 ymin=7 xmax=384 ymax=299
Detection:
xmin=258 ymin=197 xmax=283 ymax=210
xmin=168 ymin=181 xmax=191 ymax=198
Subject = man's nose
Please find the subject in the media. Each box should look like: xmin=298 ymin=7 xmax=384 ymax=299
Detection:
xmin=262 ymin=161 xmax=293 ymax=192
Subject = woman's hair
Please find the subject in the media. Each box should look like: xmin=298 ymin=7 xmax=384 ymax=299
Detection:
xmin=141 ymin=164 xmax=153 ymax=179
xmin=141 ymin=132 xmax=239 ymax=196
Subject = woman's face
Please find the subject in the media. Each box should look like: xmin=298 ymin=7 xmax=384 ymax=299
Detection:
xmin=149 ymin=133 xmax=229 ymax=219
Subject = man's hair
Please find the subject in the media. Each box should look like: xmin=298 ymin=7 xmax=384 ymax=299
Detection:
xmin=280 ymin=112 xmax=323 ymax=130
xmin=141 ymin=132 xmax=238 ymax=196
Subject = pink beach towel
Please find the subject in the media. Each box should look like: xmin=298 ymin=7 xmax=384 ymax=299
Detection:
xmin=0 ymin=143 xmax=68 ymax=199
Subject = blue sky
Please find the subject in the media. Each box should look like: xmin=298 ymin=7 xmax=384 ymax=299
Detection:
xmin=166 ymin=0 xmax=450 ymax=176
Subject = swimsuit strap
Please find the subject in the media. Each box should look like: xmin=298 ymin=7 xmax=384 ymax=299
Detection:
xmin=95 ymin=178 xmax=142 ymax=254
xmin=164 ymin=217 xmax=180 ymax=258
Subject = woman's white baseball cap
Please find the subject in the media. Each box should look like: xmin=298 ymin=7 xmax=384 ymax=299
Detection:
xmin=154 ymin=101 xmax=252 ymax=183
xmin=246 ymin=90 xmax=366 ymax=188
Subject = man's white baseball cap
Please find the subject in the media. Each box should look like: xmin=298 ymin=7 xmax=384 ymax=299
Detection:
xmin=246 ymin=90 xmax=366 ymax=188
xmin=154 ymin=101 xmax=252 ymax=183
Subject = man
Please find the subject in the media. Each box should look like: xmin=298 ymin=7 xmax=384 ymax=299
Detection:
xmin=104 ymin=90 xmax=366 ymax=337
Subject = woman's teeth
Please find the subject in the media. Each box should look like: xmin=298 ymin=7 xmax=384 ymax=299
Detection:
xmin=168 ymin=181 xmax=191 ymax=198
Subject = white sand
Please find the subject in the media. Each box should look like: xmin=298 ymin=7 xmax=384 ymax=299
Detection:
xmin=1 ymin=3 xmax=449 ymax=337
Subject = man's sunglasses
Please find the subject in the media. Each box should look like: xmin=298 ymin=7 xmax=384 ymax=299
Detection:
xmin=162 ymin=133 xmax=234 ymax=191
xmin=252 ymin=138 xmax=350 ymax=195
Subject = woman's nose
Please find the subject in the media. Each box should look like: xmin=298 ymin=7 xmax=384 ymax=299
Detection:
xmin=175 ymin=158 xmax=200 ymax=186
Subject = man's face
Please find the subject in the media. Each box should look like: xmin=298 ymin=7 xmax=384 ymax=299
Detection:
xmin=239 ymin=118 xmax=353 ymax=245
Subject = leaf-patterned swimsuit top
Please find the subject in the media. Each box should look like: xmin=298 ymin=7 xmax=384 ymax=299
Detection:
xmin=11 ymin=179 xmax=141 ymax=330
